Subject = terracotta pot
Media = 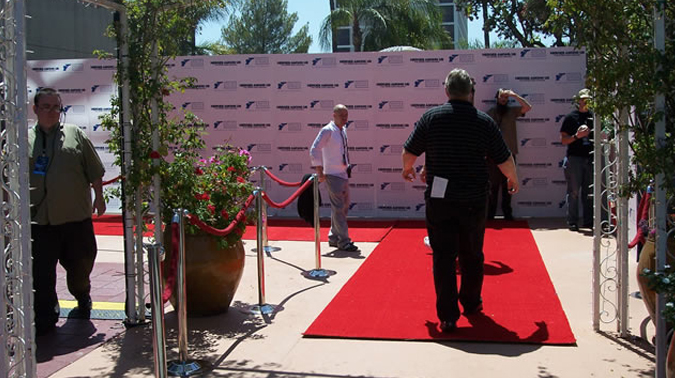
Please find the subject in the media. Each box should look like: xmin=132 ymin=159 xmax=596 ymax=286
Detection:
xmin=637 ymin=236 xmax=675 ymax=325
xmin=163 ymin=231 xmax=245 ymax=317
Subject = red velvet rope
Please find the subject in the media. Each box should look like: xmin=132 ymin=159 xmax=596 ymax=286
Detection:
xmin=162 ymin=222 xmax=180 ymax=304
xmin=98 ymin=175 xmax=122 ymax=186
xmin=186 ymin=194 xmax=256 ymax=236
xmin=262 ymin=178 xmax=313 ymax=209
xmin=262 ymin=167 xmax=303 ymax=187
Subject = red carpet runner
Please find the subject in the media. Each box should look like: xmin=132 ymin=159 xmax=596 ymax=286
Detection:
xmin=304 ymin=221 xmax=576 ymax=345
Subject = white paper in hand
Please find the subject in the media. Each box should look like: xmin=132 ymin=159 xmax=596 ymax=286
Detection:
xmin=430 ymin=176 xmax=448 ymax=198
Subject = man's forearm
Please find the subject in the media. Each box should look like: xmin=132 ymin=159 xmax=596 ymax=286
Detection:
xmin=402 ymin=150 xmax=418 ymax=171
xmin=92 ymin=178 xmax=103 ymax=198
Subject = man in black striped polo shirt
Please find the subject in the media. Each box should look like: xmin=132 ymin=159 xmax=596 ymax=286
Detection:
xmin=401 ymin=68 xmax=519 ymax=333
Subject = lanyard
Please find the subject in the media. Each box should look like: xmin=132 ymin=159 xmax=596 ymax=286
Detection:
xmin=338 ymin=127 xmax=349 ymax=165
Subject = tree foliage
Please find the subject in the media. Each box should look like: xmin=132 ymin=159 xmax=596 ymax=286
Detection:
xmin=221 ymin=0 xmax=312 ymax=54
xmin=319 ymin=0 xmax=450 ymax=52
xmin=547 ymin=0 xmax=675 ymax=196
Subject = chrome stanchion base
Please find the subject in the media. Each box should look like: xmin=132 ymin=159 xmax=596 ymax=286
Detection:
xmin=167 ymin=359 xmax=210 ymax=377
xmin=302 ymin=269 xmax=337 ymax=280
xmin=252 ymin=245 xmax=282 ymax=253
xmin=244 ymin=303 xmax=280 ymax=315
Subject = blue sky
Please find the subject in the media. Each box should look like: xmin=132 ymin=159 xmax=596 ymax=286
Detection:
xmin=196 ymin=0 xmax=493 ymax=53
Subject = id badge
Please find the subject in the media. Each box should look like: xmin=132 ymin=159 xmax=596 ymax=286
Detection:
xmin=33 ymin=155 xmax=49 ymax=175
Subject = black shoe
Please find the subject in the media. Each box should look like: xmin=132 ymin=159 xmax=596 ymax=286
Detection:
xmin=463 ymin=302 xmax=483 ymax=315
xmin=582 ymin=222 xmax=593 ymax=229
xmin=340 ymin=242 xmax=359 ymax=252
xmin=568 ymin=223 xmax=579 ymax=231
xmin=77 ymin=296 xmax=92 ymax=314
xmin=440 ymin=321 xmax=457 ymax=333
xmin=328 ymin=241 xmax=338 ymax=248
xmin=504 ymin=214 xmax=514 ymax=221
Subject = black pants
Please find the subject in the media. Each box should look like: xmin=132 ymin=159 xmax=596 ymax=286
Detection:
xmin=487 ymin=157 xmax=514 ymax=219
xmin=32 ymin=218 xmax=97 ymax=330
xmin=426 ymin=198 xmax=486 ymax=323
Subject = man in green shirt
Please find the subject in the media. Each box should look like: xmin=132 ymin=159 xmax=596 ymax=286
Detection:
xmin=29 ymin=87 xmax=106 ymax=336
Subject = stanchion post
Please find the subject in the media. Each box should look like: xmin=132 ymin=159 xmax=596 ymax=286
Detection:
xmin=145 ymin=243 xmax=167 ymax=378
xmin=245 ymin=189 xmax=278 ymax=316
xmin=253 ymin=167 xmax=280 ymax=253
xmin=168 ymin=209 xmax=209 ymax=376
xmin=302 ymin=175 xmax=336 ymax=280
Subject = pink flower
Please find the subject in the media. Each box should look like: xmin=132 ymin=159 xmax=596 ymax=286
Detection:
xmin=239 ymin=149 xmax=252 ymax=163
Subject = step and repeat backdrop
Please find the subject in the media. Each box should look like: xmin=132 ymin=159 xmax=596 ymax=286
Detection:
xmin=27 ymin=47 xmax=586 ymax=219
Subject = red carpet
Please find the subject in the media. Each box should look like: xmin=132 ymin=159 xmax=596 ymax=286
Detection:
xmin=93 ymin=215 xmax=393 ymax=243
xmin=304 ymin=221 xmax=576 ymax=345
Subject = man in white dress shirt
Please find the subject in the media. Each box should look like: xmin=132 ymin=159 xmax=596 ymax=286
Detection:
xmin=309 ymin=104 xmax=359 ymax=252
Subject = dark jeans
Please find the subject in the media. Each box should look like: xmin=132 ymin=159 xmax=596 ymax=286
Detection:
xmin=487 ymin=158 xmax=513 ymax=219
xmin=32 ymin=218 xmax=97 ymax=330
xmin=426 ymin=197 xmax=486 ymax=323
xmin=563 ymin=155 xmax=593 ymax=226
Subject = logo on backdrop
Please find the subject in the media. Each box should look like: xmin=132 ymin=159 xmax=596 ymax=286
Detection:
xmin=415 ymin=203 xmax=426 ymax=211
xmin=349 ymin=163 xmax=373 ymax=174
xmin=278 ymin=163 xmax=303 ymax=173
xmin=550 ymin=140 xmax=564 ymax=148
xmin=187 ymin=84 xmax=210 ymax=90
xmin=376 ymin=123 xmax=409 ymax=129
xmin=413 ymin=79 xmax=441 ymax=89
xmin=63 ymin=105 xmax=85 ymax=114
xmin=239 ymin=123 xmax=271 ymax=129
xmin=311 ymin=57 xmax=337 ymax=67
xmin=277 ymin=146 xmax=309 ymax=152
xmin=550 ymin=97 xmax=575 ymax=104
xmin=246 ymin=143 xmax=272 ymax=153
xmin=277 ymin=81 xmax=302 ymax=90
xmin=376 ymin=81 xmax=410 ymax=88
xmin=350 ymin=202 xmax=375 ymax=211
xmin=515 ymin=76 xmax=550 ymax=82
xmin=210 ymin=104 xmax=242 ymax=110
xmin=448 ymin=53 xmax=475 ymax=63
xmin=481 ymin=52 xmax=517 ymax=59
xmin=239 ymin=83 xmax=271 ymax=89
xmin=377 ymin=167 xmax=403 ymax=173
xmin=90 ymin=63 xmax=116 ymax=71
xmin=521 ymin=93 xmax=546 ymax=104
xmin=518 ymin=162 xmax=553 ymax=169
xmin=519 ymin=49 xmax=547 ymax=59
xmin=181 ymin=102 xmax=205 ymax=111
xmin=410 ymin=57 xmax=444 ymax=63
xmin=63 ymin=63 xmax=84 ymax=72
xmin=379 ymin=145 xmax=404 ymax=155
xmin=552 ymin=179 xmax=567 ymax=186
xmin=411 ymin=103 xmax=442 ymax=109
xmin=520 ymin=138 xmax=547 ymax=148
xmin=555 ymin=72 xmax=583 ymax=83
xmin=210 ymin=59 xmax=241 ymax=67
xmin=338 ymin=58 xmax=372 ymax=66
xmin=91 ymin=85 xmax=112 ymax=93
xmin=346 ymin=120 xmax=369 ymax=130
xmin=378 ymin=101 xmax=404 ymax=111
xmin=92 ymin=123 xmax=103 ymax=131
xmin=58 ymin=88 xmax=86 ymax=94
xmin=350 ymin=183 xmax=375 ymax=189
xmin=307 ymin=82 xmax=340 ymax=89
xmin=377 ymin=55 xmax=404 ymax=65
xmin=555 ymin=114 xmax=567 ymax=123
xmin=380 ymin=182 xmax=406 ymax=191
xmin=482 ymin=74 xmax=509 ymax=84
xmin=378 ymin=205 xmax=412 ymax=212
xmin=345 ymin=104 xmax=373 ymax=110
xmin=214 ymin=81 xmax=237 ymax=91
xmin=245 ymin=101 xmax=270 ymax=111
xmin=32 ymin=66 xmax=60 ymax=72
xmin=276 ymin=60 xmax=309 ymax=67
xmin=180 ymin=59 xmax=204 ymax=68
xmin=212 ymin=121 xmax=237 ymax=130
xmin=245 ymin=57 xmax=270 ymax=67
xmin=309 ymin=100 xmax=334 ymax=111
xmin=344 ymin=80 xmax=369 ymax=90
xmin=277 ymin=104 xmax=309 ymax=111
xmin=278 ymin=122 xmax=302 ymax=132
xmin=307 ymin=122 xmax=324 ymax=129
xmin=521 ymin=177 xmax=549 ymax=188
xmin=518 ymin=117 xmax=551 ymax=124
xmin=517 ymin=201 xmax=554 ymax=207
xmin=90 ymin=106 xmax=113 ymax=113
xmin=348 ymin=146 xmax=374 ymax=153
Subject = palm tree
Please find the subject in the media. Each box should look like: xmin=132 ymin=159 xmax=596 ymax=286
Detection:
xmin=319 ymin=0 xmax=448 ymax=52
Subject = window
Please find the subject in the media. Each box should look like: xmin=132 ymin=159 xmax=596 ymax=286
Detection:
xmin=441 ymin=5 xmax=455 ymax=23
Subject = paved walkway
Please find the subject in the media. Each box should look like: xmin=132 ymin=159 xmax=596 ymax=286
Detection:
xmin=37 ymin=218 xmax=656 ymax=377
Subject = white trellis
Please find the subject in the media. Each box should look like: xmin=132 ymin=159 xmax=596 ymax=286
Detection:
xmin=1 ymin=0 xmax=35 ymax=377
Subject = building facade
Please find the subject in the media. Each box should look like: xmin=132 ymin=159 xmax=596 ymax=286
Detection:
xmin=26 ymin=0 xmax=115 ymax=60
xmin=329 ymin=0 xmax=468 ymax=52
